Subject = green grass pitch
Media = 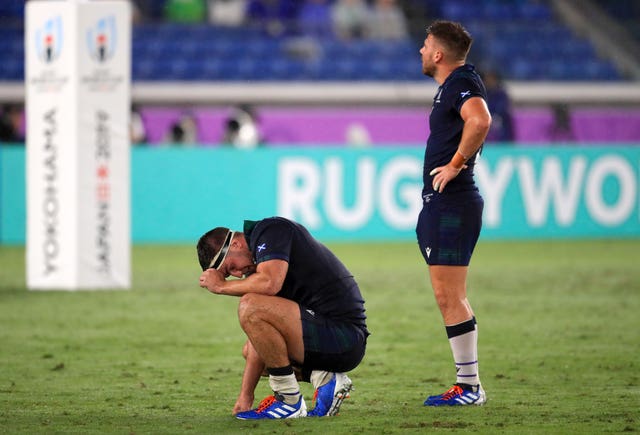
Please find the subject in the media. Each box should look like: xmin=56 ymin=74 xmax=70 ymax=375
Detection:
xmin=1 ymin=240 xmax=638 ymax=433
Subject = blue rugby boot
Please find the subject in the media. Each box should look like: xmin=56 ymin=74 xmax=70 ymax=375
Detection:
xmin=308 ymin=373 xmax=353 ymax=417
xmin=424 ymin=383 xmax=486 ymax=406
xmin=235 ymin=393 xmax=307 ymax=420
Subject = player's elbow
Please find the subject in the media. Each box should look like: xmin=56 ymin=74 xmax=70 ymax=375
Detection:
xmin=474 ymin=113 xmax=492 ymax=134
xmin=468 ymin=114 xmax=491 ymax=139
xmin=254 ymin=277 xmax=281 ymax=296
xmin=263 ymin=283 xmax=281 ymax=296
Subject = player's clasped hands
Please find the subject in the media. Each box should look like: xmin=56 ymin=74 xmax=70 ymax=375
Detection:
xmin=199 ymin=268 xmax=225 ymax=294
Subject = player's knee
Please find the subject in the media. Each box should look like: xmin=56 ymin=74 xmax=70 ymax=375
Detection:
xmin=241 ymin=341 xmax=249 ymax=360
xmin=433 ymin=290 xmax=453 ymax=312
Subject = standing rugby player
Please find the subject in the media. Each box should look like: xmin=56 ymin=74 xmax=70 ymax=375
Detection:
xmin=416 ymin=20 xmax=491 ymax=406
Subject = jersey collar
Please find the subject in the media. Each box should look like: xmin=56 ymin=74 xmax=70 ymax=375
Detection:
xmin=243 ymin=219 xmax=259 ymax=238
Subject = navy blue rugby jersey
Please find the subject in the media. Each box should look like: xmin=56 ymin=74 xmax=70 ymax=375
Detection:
xmin=243 ymin=217 xmax=368 ymax=332
xmin=423 ymin=64 xmax=487 ymax=196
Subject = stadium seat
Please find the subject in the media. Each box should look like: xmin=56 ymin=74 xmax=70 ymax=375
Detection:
xmin=0 ymin=1 xmax=628 ymax=82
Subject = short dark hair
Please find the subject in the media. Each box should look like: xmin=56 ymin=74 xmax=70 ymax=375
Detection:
xmin=197 ymin=227 xmax=230 ymax=271
xmin=426 ymin=20 xmax=473 ymax=61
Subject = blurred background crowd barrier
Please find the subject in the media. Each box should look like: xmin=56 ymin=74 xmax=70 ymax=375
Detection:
xmin=135 ymin=106 xmax=640 ymax=146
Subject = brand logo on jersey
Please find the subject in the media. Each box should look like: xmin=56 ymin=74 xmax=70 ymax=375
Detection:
xmin=257 ymin=243 xmax=267 ymax=252
xmin=434 ymin=88 xmax=443 ymax=104
xmin=425 ymin=247 xmax=431 ymax=258
xmin=306 ymin=309 xmax=315 ymax=316
xmin=460 ymin=91 xmax=471 ymax=98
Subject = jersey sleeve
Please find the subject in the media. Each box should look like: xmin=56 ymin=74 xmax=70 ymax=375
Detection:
xmin=450 ymin=76 xmax=485 ymax=113
xmin=251 ymin=219 xmax=293 ymax=264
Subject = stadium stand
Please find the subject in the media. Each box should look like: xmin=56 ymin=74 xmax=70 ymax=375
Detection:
xmin=125 ymin=0 xmax=627 ymax=82
xmin=1 ymin=0 xmax=639 ymax=145
xmin=593 ymin=0 xmax=640 ymax=43
xmin=0 ymin=0 xmax=633 ymax=82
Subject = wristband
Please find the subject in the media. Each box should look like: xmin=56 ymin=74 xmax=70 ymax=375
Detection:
xmin=450 ymin=150 xmax=468 ymax=170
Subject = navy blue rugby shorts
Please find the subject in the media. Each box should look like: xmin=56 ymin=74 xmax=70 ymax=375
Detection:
xmin=416 ymin=190 xmax=484 ymax=266
xmin=298 ymin=306 xmax=367 ymax=374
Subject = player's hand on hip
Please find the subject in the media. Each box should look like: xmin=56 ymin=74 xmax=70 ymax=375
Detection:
xmin=430 ymin=163 xmax=467 ymax=193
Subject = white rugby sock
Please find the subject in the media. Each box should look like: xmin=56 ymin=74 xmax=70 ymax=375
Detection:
xmin=268 ymin=373 xmax=301 ymax=405
xmin=446 ymin=317 xmax=480 ymax=387
xmin=310 ymin=370 xmax=333 ymax=389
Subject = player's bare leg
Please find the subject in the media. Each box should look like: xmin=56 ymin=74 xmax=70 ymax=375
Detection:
xmin=235 ymin=293 xmax=307 ymax=419
xmin=429 ymin=265 xmax=472 ymax=324
xmin=237 ymin=293 xmax=305 ymax=366
xmin=425 ymin=265 xmax=486 ymax=406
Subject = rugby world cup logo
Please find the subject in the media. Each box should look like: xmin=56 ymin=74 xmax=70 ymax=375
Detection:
xmin=87 ymin=16 xmax=117 ymax=63
xmin=35 ymin=16 xmax=63 ymax=63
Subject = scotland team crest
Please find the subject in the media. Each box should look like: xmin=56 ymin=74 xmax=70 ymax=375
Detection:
xmin=35 ymin=16 xmax=63 ymax=63
xmin=87 ymin=16 xmax=117 ymax=63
